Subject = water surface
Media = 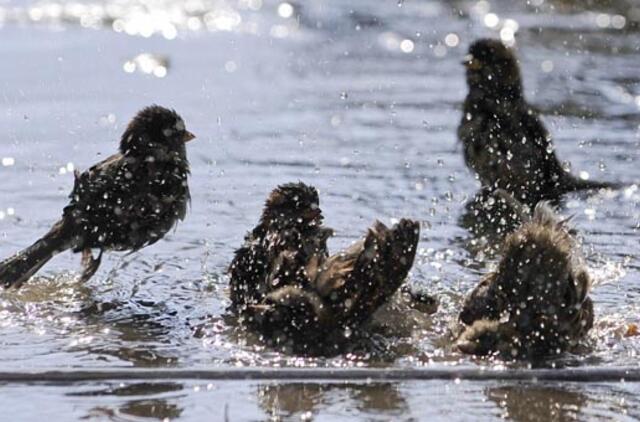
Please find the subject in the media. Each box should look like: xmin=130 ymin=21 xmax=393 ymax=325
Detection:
xmin=0 ymin=0 xmax=639 ymax=419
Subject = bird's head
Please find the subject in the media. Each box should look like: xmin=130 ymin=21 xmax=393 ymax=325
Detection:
xmin=261 ymin=182 xmax=323 ymax=232
xmin=119 ymin=105 xmax=195 ymax=157
xmin=463 ymin=38 xmax=523 ymax=101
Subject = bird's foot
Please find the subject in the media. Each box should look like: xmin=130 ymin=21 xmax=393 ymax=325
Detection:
xmin=79 ymin=249 xmax=103 ymax=283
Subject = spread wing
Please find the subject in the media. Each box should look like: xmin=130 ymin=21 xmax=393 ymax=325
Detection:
xmin=311 ymin=219 xmax=420 ymax=327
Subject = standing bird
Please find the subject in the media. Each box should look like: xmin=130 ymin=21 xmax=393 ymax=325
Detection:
xmin=459 ymin=38 xmax=616 ymax=207
xmin=229 ymin=182 xmax=421 ymax=352
xmin=456 ymin=202 xmax=594 ymax=359
xmin=0 ymin=105 xmax=195 ymax=288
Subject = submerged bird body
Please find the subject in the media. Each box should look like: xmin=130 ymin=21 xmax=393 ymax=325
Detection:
xmin=456 ymin=203 xmax=594 ymax=359
xmin=0 ymin=105 xmax=194 ymax=288
xmin=459 ymin=38 xmax=614 ymax=207
xmin=229 ymin=183 xmax=420 ymax=351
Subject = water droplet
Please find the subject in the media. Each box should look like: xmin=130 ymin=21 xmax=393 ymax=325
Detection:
xmin=400 ymin=39 xmax=414 ymax=53
xmin=277 ymin=2 xmax=294 ymax=18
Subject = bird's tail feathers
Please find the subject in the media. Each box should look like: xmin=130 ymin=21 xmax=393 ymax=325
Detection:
xmin=0 ymin=219 xmax=73 ymax=288
xmin=565 ymin=177 xmax=621 ymax=193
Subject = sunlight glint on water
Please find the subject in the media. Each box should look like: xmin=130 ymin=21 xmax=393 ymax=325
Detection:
xmin=0 ymin=0 xmax=639 ymax=419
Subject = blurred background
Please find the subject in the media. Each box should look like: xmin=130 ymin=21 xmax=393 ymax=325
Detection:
xmin=0 ymin=0 xmax=639 ymax=420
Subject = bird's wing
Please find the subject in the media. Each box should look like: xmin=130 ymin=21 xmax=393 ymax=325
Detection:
xmin=64 ymin=151 xmax=189 ymax=251
xmin=228 ymin=236 xmax=268 ymax=309
xmin=313 ymin=239 xmax=363 ymax=297
xmin=66 ymin=153 xmax=126 ymax=206
xmin=63 ymin=152 xmax=136 ymax=235
xmin=518 ymin=108 xmax=568 ymax=182
xmin=313 ymin=219 xmax=420 ymax=326
xmin=266 ymin=248 xmax=308 ymax=290
xmin=230 ymin=227 xmax=313 ymax=310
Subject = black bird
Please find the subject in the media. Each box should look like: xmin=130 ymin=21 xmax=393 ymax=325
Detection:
xmin=228 ymin=182 xmax=328 ymax=310
xmin=0 ymin=105 xmax=195 ymax=288
xmin=456 ymin=202 xmax=594 ymax=359
xmin=229 ymin=182 xmax=421 ymax=352
xmin=459 ymin=38 xmax=616 ymax=207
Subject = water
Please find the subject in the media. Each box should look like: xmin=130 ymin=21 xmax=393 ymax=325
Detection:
xmin=0 ymin=0 xmax=639 ymax=419
xmin=2 ymin=380 xmax=640 ymax=420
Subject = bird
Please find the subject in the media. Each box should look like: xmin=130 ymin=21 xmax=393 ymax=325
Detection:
xmin=0 ymin=105 xmax=195 ymax=288
xmin=228 ymin=182 xmax=421 ymax=352
xmin=456 ymin=202 xmax=594 ymax=359
xmin=459 ymin=38 xmax=617 ymax=207
xmin=228 ymin=182 xmax=329 ymax=311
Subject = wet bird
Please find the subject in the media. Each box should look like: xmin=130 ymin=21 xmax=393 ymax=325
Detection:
xmin=229 ymin=182 xmax=421 ymax=352
xmin=0 ymin=105 xmax=195 ymax=288
xmin=456 ymin=202 xmax=594 ymax=359
xmin=228 ymin=182 xmax=329 ymax=311
xmin=459 ymin=38 xmax=616 ymax=207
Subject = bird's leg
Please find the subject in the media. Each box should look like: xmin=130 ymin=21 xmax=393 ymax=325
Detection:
xmin=79 ymin=249 xmax=103 ymax=283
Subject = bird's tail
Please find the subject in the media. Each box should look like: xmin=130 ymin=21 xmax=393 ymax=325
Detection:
xmin=0 ymin=219 xmax=73 ymax=288
xmin=564 ymin=176 xmax=621 ymax=193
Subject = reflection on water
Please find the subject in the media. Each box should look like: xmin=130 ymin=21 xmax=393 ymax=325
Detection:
xmin=259 ymin=383 xmax=325 ymax=419
xmin=487 ymin=383 xmax=640 ymax=421
xmin=488 ymin=385 xmax=587 ymax=421
xmin=259 ymin=382 xmax=409 ymax=420
xmin=0 ymin=380 xmax=634 ymax=420
xmin=70 ymin=382 xmax=185 ymax=420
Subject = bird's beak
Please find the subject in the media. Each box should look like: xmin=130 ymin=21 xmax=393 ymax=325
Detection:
xmin=462 ymin=54 xmax=482 ymax=70
xmin=305 ymin=208 xmax=322 ymax=220
xmin=248 ymin=304 xmax=272 ymax=312
xmin=319 ymin=227 xmax=334 ymax=240
xmin=182 ymin=131 xmax=196 ymax=143
xmin=321 ymin=227 xmax=335 ymax=237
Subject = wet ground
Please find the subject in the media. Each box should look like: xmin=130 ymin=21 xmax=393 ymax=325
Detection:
xmin=0 ymin=0 xmax=639 ymax=420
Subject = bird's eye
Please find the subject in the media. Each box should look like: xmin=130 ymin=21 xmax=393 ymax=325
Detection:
xmin=175 ymin=120 xmax=185 ymax=132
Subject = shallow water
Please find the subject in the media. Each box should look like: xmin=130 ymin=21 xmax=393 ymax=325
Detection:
xmin=2 ymin=379 xmax=640 ymax=421
xmin=0 ymin=0 xmax=639 ymax=419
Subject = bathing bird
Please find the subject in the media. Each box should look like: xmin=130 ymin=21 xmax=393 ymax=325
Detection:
xmin=229 ymin=182 xmax=421 ymax=352
xmin=457 ymin=202 xmax=594 ymax=359
xmin=0 ymin=105 xmax=195 ymax=287
xmin=459 ymin=38 xmax=616 ymax=207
